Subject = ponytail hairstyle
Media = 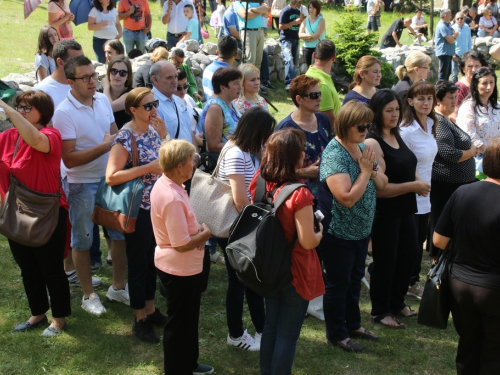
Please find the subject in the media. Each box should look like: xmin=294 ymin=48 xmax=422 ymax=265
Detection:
xmin=348 ymin=55 xmax=381 ymax=91
xmin=395 ymin=51 xmax=432 ymax=80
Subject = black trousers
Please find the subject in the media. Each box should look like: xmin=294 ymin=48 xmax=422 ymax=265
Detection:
xmin=370 ymin=213 xmax=418 ymax=316
xmin=303 ymin=47 xmax=315 ymax=67
xmin=9 ymin=207 xmax=71 ymax=318
xmin=124 ymin=208 xmax=157 ymax=310
xmin=157 ymin=269 xmax=202 ymax=375
xmin=450 ymin=276 xmax=500 ymax=375
xmin=409 ymin=213 xmax=429 ymax=286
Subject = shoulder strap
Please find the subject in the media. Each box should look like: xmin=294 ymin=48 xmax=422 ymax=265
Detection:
xmin=212 ymin=144 xmax=237 ymax=178
xmin=272 ymin=182 xmax=307 ymax=213
xmin=256 ymin=173 xmax=267 ymax=204
xmin=122 ymin=129 xmax=139 ymax=167
xmin=13 ymin=135 xmax=21 ymax=159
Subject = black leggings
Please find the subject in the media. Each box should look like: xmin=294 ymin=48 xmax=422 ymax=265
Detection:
xmin=303 ymin=47 xmax=315 ymax=67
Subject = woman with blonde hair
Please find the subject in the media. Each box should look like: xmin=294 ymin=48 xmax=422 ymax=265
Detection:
xmin=133 ymin=47 xmax=169 ymax=89
xmin=233 ymin=64 xmax=269 ymax=115
xmin=342 ymin=56 xmax=381 ymax=105
xmin=393 ymin=51 xmax=432 ymax=101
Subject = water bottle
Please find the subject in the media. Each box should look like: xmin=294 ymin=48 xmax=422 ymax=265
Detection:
xmin=0 ymin=108 xmax=6 ymax=121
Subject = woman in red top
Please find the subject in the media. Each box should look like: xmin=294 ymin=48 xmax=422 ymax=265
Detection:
xmin=249 ymin=128 xmax=324 ymax=375
xmin=0 ymin=91 xmax=70 ymax=337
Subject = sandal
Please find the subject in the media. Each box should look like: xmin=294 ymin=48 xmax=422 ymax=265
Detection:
xmin=398 ymin=305 xmax=418 ymax=318
xmin=371 ymin=313 xmax=405 ymax=329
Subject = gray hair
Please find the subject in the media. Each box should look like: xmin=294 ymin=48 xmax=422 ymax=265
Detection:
xmin=170 ymin=48 xmax=185 ymax=59
xmin=440 ymin=9 xmax=451 ymax=18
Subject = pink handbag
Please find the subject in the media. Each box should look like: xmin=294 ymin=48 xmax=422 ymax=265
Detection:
xmin=201 ymin=26 xmax=209 ymax=39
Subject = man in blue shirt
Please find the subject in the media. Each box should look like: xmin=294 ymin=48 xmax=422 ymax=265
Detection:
xmin=452 ymin=12 xmax=472 ymax=83
xmin=279 ymin=0 xmax=301 ymax=90
xmin=202 ymin=35 xmax=238 ymax=99
xmin=434 ymin=9 xmax=459 ymax=81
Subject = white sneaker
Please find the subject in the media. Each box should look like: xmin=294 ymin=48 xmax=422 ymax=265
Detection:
xmin=227 ymin=329 xmax=260 ymax=351
xmin=210 ymin=251 xmax=225 ymax=265
xmin=81 ymin=293 xmax=107 ymax=316
xmin=67 ymin=272 xmax=102 ymax=288
xmin=307 ymin=296 xmax=325 ymax=321
xmin=254 ymin=332 xmax=262 ymax=344
xmin=106 ymin=285 xmax=130 ymax=306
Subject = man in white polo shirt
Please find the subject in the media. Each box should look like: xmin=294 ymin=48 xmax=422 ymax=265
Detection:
xmin=53 ymin=55 xmax=123 ymax=316
xmin=162 ymin=0 xmax=199 ymax=49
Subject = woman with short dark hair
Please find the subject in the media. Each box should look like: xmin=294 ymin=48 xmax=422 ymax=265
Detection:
xmin=104 ymin=39 xmax=125 ymax=65
xmin=455 ymin=50 xmax=486 ymax=107
xmin=318 ymin=101 xmax=387 ymax=353
xmin=433 ymin=137 xmax=500 ymax=375
xmin=0 ymin=91 xmax=70 ymax=337
xmin=88 ymin=0 xmax=122 ymax=64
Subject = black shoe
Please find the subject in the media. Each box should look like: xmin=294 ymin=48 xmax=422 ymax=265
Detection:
xmin=259 ymin=85 xmax=268 ymax=94
xmin=146 ymin=308 xmax=168 ymax=327
xmin=193 ymin=364 xmax=215 ymax=374
xmin=349 ymin=329 xmax=380 ymax=341
xmin=14 ymin=316 xmax=48 ymax=332
xmin=261 ymin=81 xmax=276 ymax=90
xmin=132 ymin=318 xmax=160 ymax=343
xmin=330 ymin=338 xmax=364 ymax=353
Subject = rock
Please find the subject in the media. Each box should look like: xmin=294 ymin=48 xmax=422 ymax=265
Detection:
xmin=378 ymin=44 xmax=439 ymax=79
xmin=275 ymin=57 xmax=283 ymax=71
xmin=190 ymin=60 xmax=202 ymax=75
xmin=96 ymin=65 xmax=107 ymax=77
xmin=477 ymin=44 xmax=489 ymax=57
xmin=0 ymin=119 xmax=13 ymax=132
xmin=135 ymin=53 xmax=151 ymax=62
xmin=299 ymin=63 xmax=308 ymax=74
xmin=195 ymin=76 xmax=204 ymax=96
xmin=264 ymin=38 xmax=281 ymax=55
xmin=237 ymin=48 xmax=243 ymax=61
xmin=185 ymin=51 xmax=195 ymax=58
xmin=1 ymin=73 xmax=36 ymax=87
xmin=185 ymin=40 xmax=200 ymax=52
xmin=193 ymin=53 xmax=212 ymax=66
xmin=208 ymin=55 xmax=217 ymax=62
xmin=200 ymin=42 xmax=217 ymax=55
xmin=92 ymin=60 xmax=104 ymax=68
xmin=267 ymin=54 xmax=275 ymax=66
xmin=185 ymin=56 xmax=193 ymax=68
xmin=474 ymin=36 xmax=491 ymax=46
xmin=19 ymin=84 xmax=32 ymax=92
xmin=2 ymin=81 xmax=19 ymax=91
xmin=278 ymin=68 xmax=285 ymax=82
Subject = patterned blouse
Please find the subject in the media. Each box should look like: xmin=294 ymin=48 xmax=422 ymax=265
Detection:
xmin=112 ymin=127 xmax=162 ymax=210
xmin=457 ymin=98 xmax=500 ymax=149
xmin=318 ymin=139 xmax=376 ymax=240
xmin=233 ymin=95 xmax=269 ymax=115
xmin=198 ymin=97 xmax=241 ymax=144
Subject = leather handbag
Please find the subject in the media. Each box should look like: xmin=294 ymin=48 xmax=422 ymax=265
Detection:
xmin=92 ymin=129 xmax=145 ymax=233
xmin=0 ymin=136 xmax=61 ymax=247
xmin=417 ymin=241 xmax=454 ymax=329
xmin=190 ymin=145 xmax=239 ymax=238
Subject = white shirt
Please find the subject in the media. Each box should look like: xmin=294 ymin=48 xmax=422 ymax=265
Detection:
xmin=52 ymin=92 xmax=115 ymax=183
xmin=34 ymin=76 xmax=71 ymax=109
xmin=400 ymin=118 xmax=438 ymax=215
xmin=88 ymin=8 xmax=118 ymax=40
xmin=163 ymin=0 xmax=198 ymax=34
xmin=181 ymin=94 xmax=199 ymax=134
xmin=153 ymin=87 xmax=193 ymax=143
xmin=412 ymin=14 xmax=425 ymax=27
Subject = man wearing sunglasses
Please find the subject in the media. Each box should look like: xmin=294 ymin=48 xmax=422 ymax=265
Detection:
xmin=452 ymin=12 xmax=472 ymax=84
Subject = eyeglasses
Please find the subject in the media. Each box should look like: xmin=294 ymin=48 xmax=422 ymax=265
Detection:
xmin=110 ymin=68 xmax=128 ymax=77
xmin=71 ymin=73 xmax=98 ymax=83
xmin=353 ymin=124 xmax=372 ymax=133
xmin=138 ymin=100 xmax=159 ymax=111
xmin=15 ymin=105 xmax=33 ymax=113
xmin=177 ymin=83 xmax=190 ymax=91
xmin=302 ymin=91 xmax=322 ymax=99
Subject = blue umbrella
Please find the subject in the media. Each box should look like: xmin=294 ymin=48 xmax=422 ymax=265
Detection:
xmin=69 ymin=0 xmax=94 ymax=26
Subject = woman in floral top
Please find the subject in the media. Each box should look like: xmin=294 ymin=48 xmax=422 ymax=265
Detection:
xmin=106 ymin=87 xmax=168 ymax=344
xmin=233 ymin=64 xmax=269 ymax=115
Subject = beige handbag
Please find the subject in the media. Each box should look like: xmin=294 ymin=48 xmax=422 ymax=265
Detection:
xmin=190 ymin=145 xmax=239 ymax=238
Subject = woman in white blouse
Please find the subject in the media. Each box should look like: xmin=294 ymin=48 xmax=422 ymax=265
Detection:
xmin=88 ymin=0 xmax=122 ymax=64
xmin=457 ymin=67 xmax=500 ymax=179
xmin=400 ymin=81 xmax=437 ymax=299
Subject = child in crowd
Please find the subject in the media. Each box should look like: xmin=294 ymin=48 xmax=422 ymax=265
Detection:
xmin=176 ymin=4 xmax=200 ymax=47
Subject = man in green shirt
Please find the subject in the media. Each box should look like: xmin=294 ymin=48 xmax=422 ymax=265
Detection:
xmin=305 ymin=40 xmax=341 ymax=128
xmin=169 ymin=47 xmax=204 ymax=105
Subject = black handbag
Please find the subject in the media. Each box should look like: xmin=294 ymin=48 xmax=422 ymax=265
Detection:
xmin=417 ymin=241 xmax=454 ymax=329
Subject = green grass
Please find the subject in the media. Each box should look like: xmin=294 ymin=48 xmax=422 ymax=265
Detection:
xmin=0 ymin=2 xmax=459 ymax=374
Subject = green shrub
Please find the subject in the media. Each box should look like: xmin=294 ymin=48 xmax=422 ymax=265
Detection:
xmin=379 ymin=61 xmax=398 ymax=89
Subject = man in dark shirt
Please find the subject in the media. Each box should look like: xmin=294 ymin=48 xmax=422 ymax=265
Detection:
xmin=380 ymin=17 xmax=415 ymax=49
xmin=465 ymin=6 xmax=480 ymax=36
xmin=279 ymin=0 xmax=301 ymax=89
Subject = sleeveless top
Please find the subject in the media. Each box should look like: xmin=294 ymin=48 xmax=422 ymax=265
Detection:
xmin=366 ymin=132 xmax=418 ymax=218
xmin=304 ymin=15 xmax=326 ymax=48
xmin=198 ymin=97 xmax=240 ymax=144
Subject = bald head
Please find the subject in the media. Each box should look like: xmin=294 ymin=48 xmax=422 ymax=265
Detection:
xmin=150 ymin=60 xmax=178 ymax=98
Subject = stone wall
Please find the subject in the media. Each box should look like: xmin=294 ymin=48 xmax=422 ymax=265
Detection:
xmin=473 ymin=36 xmax=500 ymax=68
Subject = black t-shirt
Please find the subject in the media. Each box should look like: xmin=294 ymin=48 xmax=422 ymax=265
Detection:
xmin=435 ymin=181 xmax=500 ymax=290
xmin=279 ymin=5 xmax=301 ymax=42
xmin=381 ymin=18 xmax=405 ymax=47
xmin=113 ymin=87 xmax=133 ymax=130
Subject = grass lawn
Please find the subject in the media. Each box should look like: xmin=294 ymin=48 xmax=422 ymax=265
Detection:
xmin=0 ymin=2 xmax=459 ymax=374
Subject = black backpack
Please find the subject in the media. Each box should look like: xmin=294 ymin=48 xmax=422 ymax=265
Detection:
xmin=226 ymin=174 xmax=306 ymax=298
xmin=145 ymin=38 xmax=168 ymax=53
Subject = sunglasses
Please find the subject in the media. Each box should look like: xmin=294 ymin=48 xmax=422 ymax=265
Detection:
xmin=138 ymin=100 xmax=159 ymax=111
xmin=15 ymin=105 xmax=33 ymax=113
xmin=177 ymin=83 xmax=190 ymax=91
xmin=302 ymin=91 xmax=322 ymax=99
xmin=110 ymin=68 xmax=128 ymax=77
xmin=353 ymin=124 xmax=372 ymax=133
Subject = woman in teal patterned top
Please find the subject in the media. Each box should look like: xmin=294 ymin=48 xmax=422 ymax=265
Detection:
xmin=317 ymin=101 xmax=387 ymax=353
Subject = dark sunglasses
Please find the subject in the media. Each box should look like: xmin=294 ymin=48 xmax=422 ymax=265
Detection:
xmin=15 ymin=105 xmax=33 ymax=113
xmin=138 ymin=100 xmax=159 ymax=111
xmin=177 ymin=83 xmax=190 ymax=91
xmin=110 ymin=68 xmax=128 ymax=77
xmin=353 ymin=124 xmax=372 ymax=133
xmin=302 ymin=91 xmax=322 ymax=99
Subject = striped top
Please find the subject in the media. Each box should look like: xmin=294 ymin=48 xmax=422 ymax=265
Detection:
xmin=217 ymin=143 xmax=256 ymax=199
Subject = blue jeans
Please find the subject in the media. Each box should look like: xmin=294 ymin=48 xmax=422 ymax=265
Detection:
xmin=319 ymin=233 xmax=369 ymax=342
xmin=260 ymin=283 xmax=308 ymax=375
xmin=281 ymin=39 xmax=300 ymax=85
xmin=438 ymin=55 xmax=453 ymax=82
xmin=123 ymin=28 xmax=147 ymax=54
xmin=93 ymin=36 xmax=107 ymax=64
xmin=167 ymin=32 xmax=181 ymax=50
xmin=218 ymin=238 xmax=265 ymax=338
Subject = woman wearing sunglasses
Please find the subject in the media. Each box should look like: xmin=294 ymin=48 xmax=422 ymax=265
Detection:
xmin=101 ymin=55 xmax=134 ymax=129
xmin=400 ymin=81 xmax=437 ymax=301
xmin=105 ymin=87 xmax=168 ymax=343
xmin=317 ymin=101 xmax=387 ymax=353
xmin=276 ymin=75 xmax=333 ymax=320
xmin=175 ymin=69 xmax=203 ymax=149
xmin=365 ymin=89 xmax=424 ymax=329
xmin=0 ymin=91 xmax=70 ymax=337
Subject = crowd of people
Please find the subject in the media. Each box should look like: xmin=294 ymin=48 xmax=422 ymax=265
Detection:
xmin=2 ymin=1 xmax=500 ymax=375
